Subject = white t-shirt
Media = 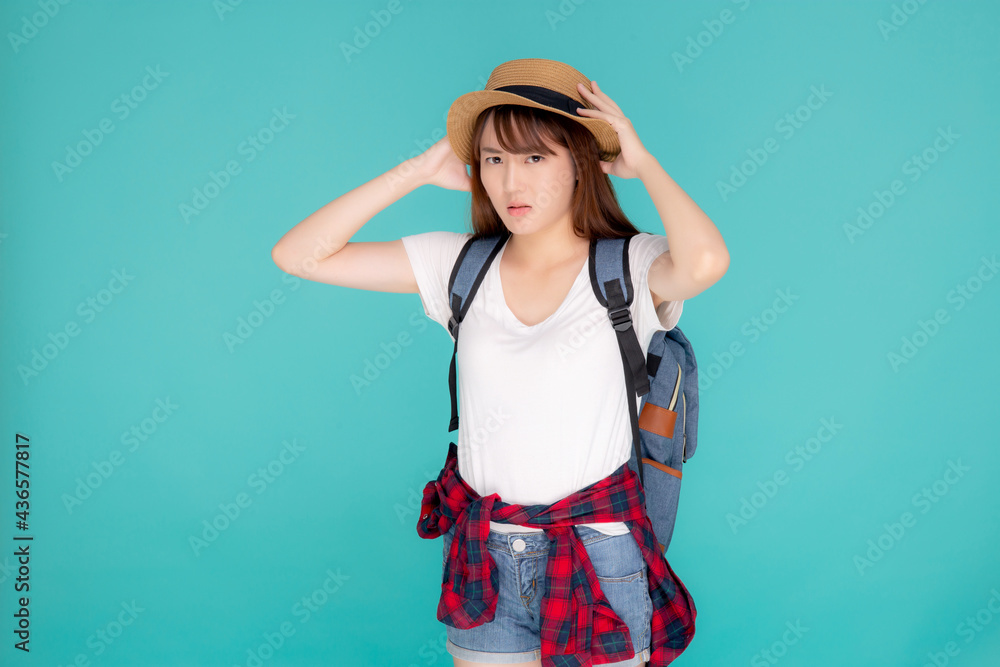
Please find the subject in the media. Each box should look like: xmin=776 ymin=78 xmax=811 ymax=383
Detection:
xmin=401 ymin=230 xmax=683 ymax=536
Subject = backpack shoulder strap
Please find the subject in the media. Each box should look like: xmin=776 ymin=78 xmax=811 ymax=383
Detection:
xmin=589 ymin=234 xmax=651 ymax=485
xmin=445 ymin=230 xmax=509 ymax=432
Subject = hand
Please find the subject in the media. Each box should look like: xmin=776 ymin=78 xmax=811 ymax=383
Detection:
xmin=412 ymin=136 xmax=472 ymax=192
xmin=575 ymin=80 xmax=653 ymax=179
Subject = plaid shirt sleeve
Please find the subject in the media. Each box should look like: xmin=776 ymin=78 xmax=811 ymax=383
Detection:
xmin=418 ymin=442 xmax=697 ymax=666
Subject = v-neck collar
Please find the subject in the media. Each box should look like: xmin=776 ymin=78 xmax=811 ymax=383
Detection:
xmin=494 ymin=236 xmax=591 ymax=331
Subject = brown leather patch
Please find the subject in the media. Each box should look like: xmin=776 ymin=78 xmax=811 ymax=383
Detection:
xmin=642 ymin=457 xmax=682 ymax=480
xmin=638 ymin=402 xmax=677 ymax=439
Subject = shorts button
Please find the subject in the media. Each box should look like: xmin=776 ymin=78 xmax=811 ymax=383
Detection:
xmin=512 ymin=538 xmax=526 ymax=553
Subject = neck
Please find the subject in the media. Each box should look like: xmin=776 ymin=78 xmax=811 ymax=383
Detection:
xmin=504 ymin=212 xmax=588 ymax=270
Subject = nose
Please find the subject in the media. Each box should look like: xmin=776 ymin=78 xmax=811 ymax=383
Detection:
xmin=502 ymin=159 xmax=526 ymax=193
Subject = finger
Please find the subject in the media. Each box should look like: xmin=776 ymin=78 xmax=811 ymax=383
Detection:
xmin=576 ymin=81 xmax=603 ymax=107
xmin=579 ymin=80 xmax=605 ymax=102
xmin=590 ymin=81 xmax=624 ymax=115
xmin=590 ymin=83 xmax=624 ymax=118
xmin=578 ymin=106 xmax=620 ymax=130
xmin=577 ymin=105 xmax=612 ymax=119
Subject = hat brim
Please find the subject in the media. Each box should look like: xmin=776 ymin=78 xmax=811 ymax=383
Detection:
xmin=446 ymin=90 xmax=621 ymax=166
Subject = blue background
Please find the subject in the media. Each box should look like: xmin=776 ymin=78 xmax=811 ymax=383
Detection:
xmin=1 ymin=1 xmax=998 ymax=665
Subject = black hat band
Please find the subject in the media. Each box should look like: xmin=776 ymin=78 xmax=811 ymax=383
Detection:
xmin=493 ymin=84 xmax=583 ymax=117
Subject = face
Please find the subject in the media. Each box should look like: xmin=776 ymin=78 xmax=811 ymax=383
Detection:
xmin=477 ymin=118 xmax=577 ymax=235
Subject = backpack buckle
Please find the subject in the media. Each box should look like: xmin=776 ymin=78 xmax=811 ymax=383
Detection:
xmin=608 ymin=305 xmax=633 ymax=332
xmin=447 ymin=314 xmax=459 ymax=338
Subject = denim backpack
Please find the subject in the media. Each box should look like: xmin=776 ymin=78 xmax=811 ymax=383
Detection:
xmin=442 ymin=230 xmax=699 ymax=555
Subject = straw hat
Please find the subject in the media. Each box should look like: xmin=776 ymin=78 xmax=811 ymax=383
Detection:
xmin=446 ymin=58 xmax=621 ymax=166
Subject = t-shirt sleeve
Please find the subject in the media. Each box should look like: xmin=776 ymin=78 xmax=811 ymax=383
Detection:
xmin=400 ymin=231 xmax=473 ymax=334
xmin=627 ymin=232 xmax=684 ymax=351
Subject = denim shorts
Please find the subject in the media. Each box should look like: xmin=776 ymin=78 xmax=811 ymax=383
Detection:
xmin=441 ymin=524 xmax=652 ymax=666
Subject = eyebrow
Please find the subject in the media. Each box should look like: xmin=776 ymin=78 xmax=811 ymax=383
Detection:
xmin=481 ymin=146 xmax=548 ymax=156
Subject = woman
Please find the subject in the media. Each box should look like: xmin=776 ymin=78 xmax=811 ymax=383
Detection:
xmin=272 ymin=59 xmax=728 ymax=667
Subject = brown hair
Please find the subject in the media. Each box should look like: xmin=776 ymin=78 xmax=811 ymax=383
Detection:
xmin=466 ymin=104 xmax=641 ymax=242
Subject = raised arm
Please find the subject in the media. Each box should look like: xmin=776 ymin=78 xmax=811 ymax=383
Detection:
xmin=271 ymin=137 xmax=471 ymax=293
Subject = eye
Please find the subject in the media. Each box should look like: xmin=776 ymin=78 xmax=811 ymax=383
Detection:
xmin=484 ymin=155 xmax=544 ymax=165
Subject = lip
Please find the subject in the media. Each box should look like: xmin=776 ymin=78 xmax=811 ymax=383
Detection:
xmin=507 ymin=203 xmax=530 ymax=209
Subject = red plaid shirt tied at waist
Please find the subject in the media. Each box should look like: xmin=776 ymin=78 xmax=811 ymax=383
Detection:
xmin=417 ymin=442 xmax=697 ymax=667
